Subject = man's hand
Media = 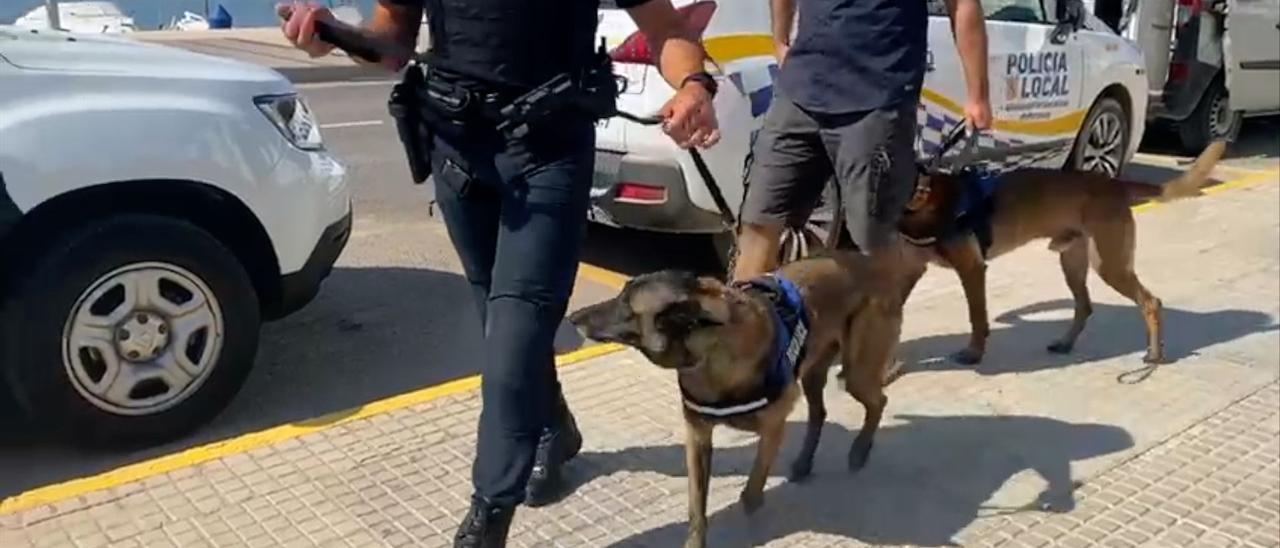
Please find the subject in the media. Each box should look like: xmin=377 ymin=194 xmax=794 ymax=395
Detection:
xmin=279 ymin=1 xmax=420 ymax=72
xmin=660 ymin=81 xmax=721 ymax=149
xmin=773 ymin=40 xmax=790 ymax=65
xmin=625 ymin=0 xmax=721 ymax=149
xmin=280 ymin=3 xmax=337 ymax=58
xmin=965 ymin=97 xmax=993 ymax=132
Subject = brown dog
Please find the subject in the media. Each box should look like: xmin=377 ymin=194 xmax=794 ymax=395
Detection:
xmin=896 ymin=140 xmax=1227 ymax=366
xmin=568 ymin=245 xmax=923 ymax=548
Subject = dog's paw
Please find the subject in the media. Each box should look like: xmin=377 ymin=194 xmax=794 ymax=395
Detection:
xmin=847 ymin=439 xmax=874 ymax=472
xmin=683 ymin=535 xmax=707 ymax=548
xmin=739 ymin=488 xmax=764 ymax=514
xmin=950 ymin=349 xmax=983 ymax=366
xmin=1142 ymin=351 xmax=1165 ymax=365
xmin=788 ymin=458 xmax=813 ymax=482
xmin=1046 ymin=340 xmax=1074 ymax=354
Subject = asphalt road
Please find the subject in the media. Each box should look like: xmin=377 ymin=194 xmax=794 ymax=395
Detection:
xmin=0 ymin=79 xmax=1274 ymax=501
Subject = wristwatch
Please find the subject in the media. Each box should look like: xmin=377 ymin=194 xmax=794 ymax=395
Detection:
xmin=680 ymin=71 xmax=718 ymax=98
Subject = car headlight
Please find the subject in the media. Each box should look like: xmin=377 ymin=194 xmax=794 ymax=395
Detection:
xmin=255 ymin=94 xmax=324 ymax=151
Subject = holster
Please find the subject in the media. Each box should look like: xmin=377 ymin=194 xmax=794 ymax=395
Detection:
xmin=387 ymin=63 xmax=434 ymax=184
xmin=495 ymin=40 xmax=620 ymax=138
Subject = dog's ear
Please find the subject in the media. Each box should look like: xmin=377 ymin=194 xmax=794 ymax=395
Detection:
xmin=567 ymin=299 xmax=639 ymax=345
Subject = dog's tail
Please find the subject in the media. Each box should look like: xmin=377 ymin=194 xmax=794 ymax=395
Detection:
xmin=1133 ymin=140 xmax=1228 ymax=203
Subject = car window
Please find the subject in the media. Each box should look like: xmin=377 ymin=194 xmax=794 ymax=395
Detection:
xmin=929 ymin=0 xmax=1049 ymax=21
xmin=981 ymin=0 xmax=1049 ymax=23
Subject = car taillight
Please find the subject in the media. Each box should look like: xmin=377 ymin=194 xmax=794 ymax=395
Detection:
xmin=615 ymin=183 xmax=668 ymax=204
xmin=1168 ymin=61 xmax=1189 ymax=84
xmin=610 ymin=1 xmax=717 ymax=65
xmin=1175 ymin=0 xmax=1202 ymax=27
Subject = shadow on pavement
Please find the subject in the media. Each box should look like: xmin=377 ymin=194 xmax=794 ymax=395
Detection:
xmin=561 ymin=415 xmax=1132 ymax=547
xmin=580 ymin=223 xmax=724 ymax=279
xmin=899 ymin=298 xmax=1278 ymax=377
xmin=0 ymin=265 xmax=585 ymax=500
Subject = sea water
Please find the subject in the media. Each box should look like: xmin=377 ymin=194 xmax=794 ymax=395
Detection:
xmin=0 ymin=0 xmax=379 ymax=31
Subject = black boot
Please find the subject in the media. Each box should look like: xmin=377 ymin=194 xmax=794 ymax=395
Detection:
xmin=524 ymin=398 xmax=583 ymax=507
xmin=454 ymin=497 xmax=515 ymax=548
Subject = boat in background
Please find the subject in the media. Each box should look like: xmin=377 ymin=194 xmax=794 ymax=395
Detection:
xmin=13 ymin=1 xmax=136 ymax=34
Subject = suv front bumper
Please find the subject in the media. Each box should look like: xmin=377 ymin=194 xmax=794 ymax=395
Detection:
xmin=269 ymin=206 xmax=352 ymax=320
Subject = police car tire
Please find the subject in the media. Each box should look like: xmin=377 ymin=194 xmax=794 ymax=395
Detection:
xmin=0 ymin=214 xmax=260 ymax=448
xmin=1178 ymin=79 xmax=1242 ymax=155
xmin=1068 ymin=95 xmax=1130 ymax=175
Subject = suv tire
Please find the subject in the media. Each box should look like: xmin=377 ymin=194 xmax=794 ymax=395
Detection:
xmin=1 ymin=214 xmax=260 ymax=448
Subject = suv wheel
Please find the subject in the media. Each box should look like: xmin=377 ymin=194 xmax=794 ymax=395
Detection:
xmin=1 ymin=214 xmax=260 ymax=447
xmin=1068 ymin=96 xmax=1130 ymax=176
xmin=1178 ymin=79 xmax=1242 ymax=154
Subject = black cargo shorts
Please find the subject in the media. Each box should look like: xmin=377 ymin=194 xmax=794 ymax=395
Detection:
xmin=739 ymin=93 xmax=918 ymax=253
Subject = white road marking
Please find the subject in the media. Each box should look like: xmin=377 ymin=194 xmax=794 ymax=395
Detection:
xmin=298 ymin=80 xmax=394 ymax=90
xmin=321 ymin=120 xmax=385 ymax=129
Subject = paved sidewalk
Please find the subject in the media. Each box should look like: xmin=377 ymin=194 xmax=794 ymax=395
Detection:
xmin=1 ymin=179 xmax=1277 ymax=547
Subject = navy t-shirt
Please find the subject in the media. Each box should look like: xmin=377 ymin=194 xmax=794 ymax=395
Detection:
xmin=778 ymin=0 xmax=929 ymax=114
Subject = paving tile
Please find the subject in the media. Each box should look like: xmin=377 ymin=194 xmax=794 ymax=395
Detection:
xmin=3 ymin=182 xmax=1278 ymax=548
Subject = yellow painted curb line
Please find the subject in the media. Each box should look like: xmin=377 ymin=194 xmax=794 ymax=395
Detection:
xmin=577 ymin=263 xmax=632 ymax=290
xmin=0 ymin=342 xmax=626 ymax=517
xmin=1131 ymin=168 xmax=1278 ymax=214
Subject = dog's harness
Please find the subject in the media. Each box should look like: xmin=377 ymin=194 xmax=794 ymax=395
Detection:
xmin=950 ymin=170 xmax=1001 ymax=258
xmin=902 ymin=122 xmax=1001 ymax=257
xmin=679 ymin=273 xmax=810 ymax=419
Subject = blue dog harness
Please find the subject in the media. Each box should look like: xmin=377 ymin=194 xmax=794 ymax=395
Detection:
xmin=680 ymin=273 xmax=810 ymax=418
xmin=951 ymin=170 xmax=1002 ymax=258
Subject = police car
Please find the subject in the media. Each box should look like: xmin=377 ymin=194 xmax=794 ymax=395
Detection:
xmin=590 ymin=0 xmax=1148 ymax=262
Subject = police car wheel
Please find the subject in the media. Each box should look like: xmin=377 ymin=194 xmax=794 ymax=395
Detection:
xmin=1068 ymin=96 xmax=1129 ymax=177
xmin=0 ymin=214 xmax=260 ymax=448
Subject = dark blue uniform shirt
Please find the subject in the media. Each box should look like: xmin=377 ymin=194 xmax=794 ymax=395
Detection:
xmin=778 ymin=0 xmax=929 ymax=114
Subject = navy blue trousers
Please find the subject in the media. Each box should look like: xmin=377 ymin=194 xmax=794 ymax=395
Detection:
xmin=428 ymin=119 xmax=594 ymax=507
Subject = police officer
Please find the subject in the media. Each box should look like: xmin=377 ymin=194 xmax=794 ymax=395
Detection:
xmin=281 ymin=1 xmax=719 ymax=546
xmin=732 ymin=0 xmax=992 ymax=281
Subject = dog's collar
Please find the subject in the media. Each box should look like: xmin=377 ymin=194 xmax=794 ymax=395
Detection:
xmin=680 ymin=273 xmax=809 ymax=419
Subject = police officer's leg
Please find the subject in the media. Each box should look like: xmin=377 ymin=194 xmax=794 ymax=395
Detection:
xmin=431 ymin=135 xmax=533 ymax=548
xmin=429 ymin=137 xmax=504 ymax=327
xmin=469 ymin=122 xmax=595 ymax=512
xmin=735 ymin=95 xmax=833 ymax=281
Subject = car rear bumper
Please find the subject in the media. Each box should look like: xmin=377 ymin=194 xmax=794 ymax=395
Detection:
xmin=588 ymin=151 xmax=725 ymax=234
xmin=269 ymin=205 xmax=352 ymax=320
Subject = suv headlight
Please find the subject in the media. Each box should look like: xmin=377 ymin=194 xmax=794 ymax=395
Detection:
xmin=255 ymin=94 xmax=324 ymax=151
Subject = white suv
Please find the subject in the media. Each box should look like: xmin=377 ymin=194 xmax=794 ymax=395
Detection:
xmin=0 ymin=26 xmax=352 ymax=447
